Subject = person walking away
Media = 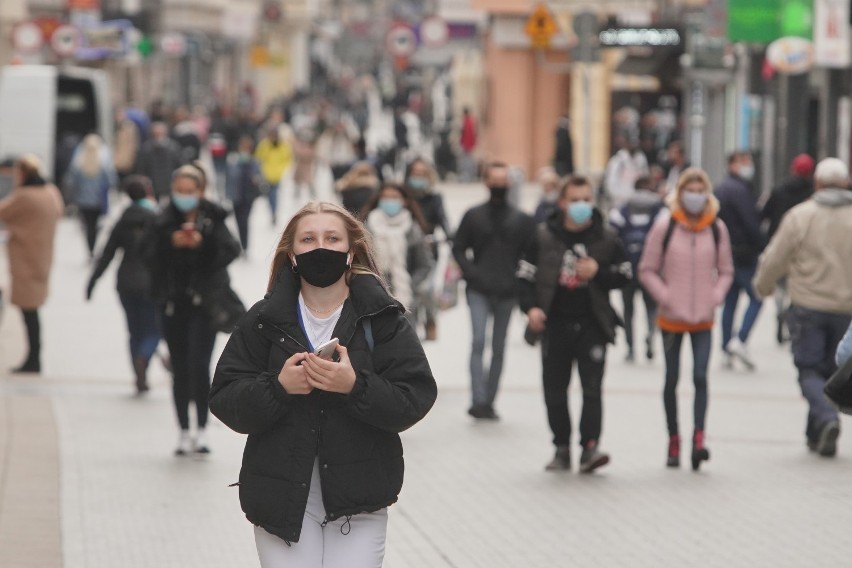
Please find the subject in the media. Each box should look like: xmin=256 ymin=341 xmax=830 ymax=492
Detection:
xmin=66 ymin=133 xmax=117 ymax=258
xmin=761 ymin=153 xmax=815 ymax=344
xmin=663 ymin=140 xmax=689 ymax=196
xmin=136 ymin=122 xmax=184 ymax=202
xmin=0 ymin=154 xmax=64 ymax=373
xmin=113 ymin=107 xmax=140 ymax=183
xmin=144 ymin=165 xmax=241 ymax=455
xmin=533 ymin=166 xmax=562 ymax=224
xmin=317 ymin=118 xmax=358 ymax=181
xmin=170 ymin=106 xmax=202 ymax=163
xmin=604 ymin=137 xmax=649 ymax=209
xmin=209 ymin=202 xmax=436 ymax=567
xmin=255 ymin=126 xmax=293 ymax=226
xmin=86 ymin=175 xmax=160 ymax=393
xmin=227 ymin=135 xmax=263 ymax=253
xmin=753 ymin=157 xmax=852 ymax=458
xmin=639 ymin=167 xmax=734 ymax=470
xmin=405 ymin=158 xmax=452 ymax=340
xmin=452 ymin=161 xmax=536 ymax=420
xmin=715 ymin=150 xmax=764 ymax=370
xmin=459 ymin=107 xmax=478 ymax=182
xmin=552 ymin=115 xmax=574 ymax=177
xmin=336 ymin=161 xmax=379 ymax=220
xmin=609 ymin=175 xmax=665 ymax=361
xmin=519 ymin=175 xmax=632 ymax=472
xmin=364 ymin=182 xmax=434 ymax=327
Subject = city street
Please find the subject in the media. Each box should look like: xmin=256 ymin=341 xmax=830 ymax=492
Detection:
xmin=2 ymin=183 xmax=851 ymax=567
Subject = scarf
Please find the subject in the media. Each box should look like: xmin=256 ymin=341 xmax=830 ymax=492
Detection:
xmin=367 ymin=208 xmax=414 ymax=308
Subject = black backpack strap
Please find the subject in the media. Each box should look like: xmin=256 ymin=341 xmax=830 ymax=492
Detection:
xmin=711 ymin=220 xmax=720 ymax=248
xmin=661 ymin=215 xmax=677 ymax=255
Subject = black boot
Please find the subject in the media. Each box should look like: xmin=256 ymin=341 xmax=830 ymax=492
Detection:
xmin=691 ymin=430 xmax=710 ymax=471
xmin=13 ymin=309 xmax=40 ymax=374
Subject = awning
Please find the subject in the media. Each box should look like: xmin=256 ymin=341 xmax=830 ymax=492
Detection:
xmin=615 ymin=50 xmax=682 ymax=78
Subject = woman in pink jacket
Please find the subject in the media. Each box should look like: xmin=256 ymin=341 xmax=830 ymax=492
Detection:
xmin=639 ymin=167 xmax=734 ymax=470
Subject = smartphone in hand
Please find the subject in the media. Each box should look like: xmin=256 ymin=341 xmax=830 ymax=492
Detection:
xmin=313 ymin=338 xmax=340 ymax=361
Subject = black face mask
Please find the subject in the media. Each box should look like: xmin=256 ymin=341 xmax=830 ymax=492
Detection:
xmin=489 ymin=186 xmax=508 ymax=203
xmin=293 ymin=248 xmax=350 ymax=288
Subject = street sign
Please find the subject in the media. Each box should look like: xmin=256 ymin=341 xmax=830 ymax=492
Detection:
xmin=525 ymin=3 xmax=557 ymax=50
xmin=386 ymin=24 xmax=417 ymax=58
xmin=420 ymin=16 xmax=449 ymax=49
xmin=12 ymin=21 xmax=45 ymax=54
xmin=160 ymin=32 xmax=187 ymax=57
xmin=51 ymin=25 xmax=82 ymax=57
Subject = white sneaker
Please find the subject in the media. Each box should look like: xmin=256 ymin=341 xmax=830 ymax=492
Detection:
xmin=175 ymin=430 xmax=192 ymax=456
xmin=194 ymin=429 xmax=210 ymax=454
xmin=727 ymin=337 xmax=755 ymax=370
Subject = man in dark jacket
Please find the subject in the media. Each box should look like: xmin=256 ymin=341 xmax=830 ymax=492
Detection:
xmin=761 ymin=153 xmax=815 ymax=343
xmin=518 ymin=175 xmax=631 ymax=472
xmin=136 ymin=122 xmax=185 ymax=201
xmin=715 ymin=150 xmax=763 ymax=369
xmin=452 ymin=161 xmax=536 ymax=420
xmin=552 ymin=115 xmax=574 ymax=177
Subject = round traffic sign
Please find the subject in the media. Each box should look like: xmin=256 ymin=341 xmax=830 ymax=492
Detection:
xmin=160 ymin=32 xmax=187 ymax=57
xmin=50 ymin=25 xmax=81 ymax=58
xmin=386 ymin=24 xmax=417 ymax=58
xmin=420 ymin=17 xmax=449 ymax=48
xmin=12 ymin=21 xmax=45 ymax=54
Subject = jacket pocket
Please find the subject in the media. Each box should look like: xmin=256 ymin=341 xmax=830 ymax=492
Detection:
xmin=239 ymin=473 xmax=294 ymax=529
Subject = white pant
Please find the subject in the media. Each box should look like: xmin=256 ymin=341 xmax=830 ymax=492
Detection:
xmin=254 ymin=459 xmax=388 ymax=568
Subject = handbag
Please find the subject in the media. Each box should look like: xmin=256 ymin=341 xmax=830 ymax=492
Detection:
xmin=823 ymin=354 xmax=852 ymax=414
xmin=200 ymin=284 xmax=246 ymax=334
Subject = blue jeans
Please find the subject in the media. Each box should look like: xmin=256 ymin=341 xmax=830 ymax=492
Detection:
xmin=265 ymin=179 xmax=280 ymax=222
xmin=787 ymin=305 xmax=851 ymax=442
xmin=119 ymin=292 xmax=161 ymax=362
xmin=466 ymin=289 xmax=515 ymax=408
xmin=722 ymin=264 xmax=763 ymax=348
xmin=662 ymin=330 xmax=712 ymax=435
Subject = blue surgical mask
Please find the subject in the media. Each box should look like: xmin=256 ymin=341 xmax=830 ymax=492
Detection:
xmin=172 ymin=194 xmax=199 ymax=213
xmin=681 ymin=192 xmax=708 ymax=215
xmin=567 ymin=201 xmax=594 ymax=225
xmin=738 ymin=165 xmax=755 ymax=181
xmin=135 ymin=198 xmax=157 ymax=212
xmin=379 ymin=199 xmax=404 ymax=217
xmin=408 ymin=177 xmax=429 ymax=191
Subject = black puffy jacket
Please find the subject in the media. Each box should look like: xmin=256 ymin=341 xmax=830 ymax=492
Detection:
xmin=209 ymin=272 xmax=437 ymax=543
xmin=88 ymin=203 xmax=156 ymax=297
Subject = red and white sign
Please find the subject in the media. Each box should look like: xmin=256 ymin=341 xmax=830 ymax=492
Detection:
xmin=814 ymin=0 xmax=850 ymax=68
xmin=420 ymin=17 xmax=449 ymax=48
xmin=51 ymin=25 xmax=82 ymax=57
xmin=160 ymin=32 xmax=187 ymax=57
xmin=12 ymin=21 xmax=45 ymax=53
xmin=766 ymin=36 xmax=815 ymax=75
xmin=386 ymin=24 xmax=417 ymax=58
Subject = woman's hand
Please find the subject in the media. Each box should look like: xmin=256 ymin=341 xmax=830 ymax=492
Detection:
xmin=171 ymin=229 xmax=203 ymax=249
xmin=527 ymin=307 xmax=547 ymax=333
xmin=278 ymin=352 xmax=312 ymax=395
xmin=303 ymin=345 xmax=357 ymax=394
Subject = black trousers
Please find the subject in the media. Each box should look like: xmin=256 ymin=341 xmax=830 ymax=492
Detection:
xmin=541 ymin=317 xmax=607 ymax=448
xmin=232 ymin=198 xmax=255 ymax=251
xmin=162 ymin=300 xmax=217 ymax=430
xmin=79 ymin=207 xmax=101 ymax=255
xmin=21 ymin=309 xmax=40 ymax=365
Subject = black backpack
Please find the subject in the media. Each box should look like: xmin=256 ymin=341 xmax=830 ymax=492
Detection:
xmin=661 ymin=215 xmax=720 ymax=257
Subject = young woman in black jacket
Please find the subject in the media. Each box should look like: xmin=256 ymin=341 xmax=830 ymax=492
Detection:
xmin=210 ymin=201 xmax=437 ymax=568
xmin=146 ymin=165 xmax=241 ymax=455
xmin=87 ymin=175 xmax=160 ymax=394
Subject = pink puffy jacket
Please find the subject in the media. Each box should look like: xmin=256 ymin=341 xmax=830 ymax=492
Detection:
xmin=638 ymin=210 xmax=734 ymax=332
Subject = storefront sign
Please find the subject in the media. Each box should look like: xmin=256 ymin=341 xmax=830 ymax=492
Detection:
xmin=599 ymin=28 xmax=681 ymax=47
xmin=728 ymin=0 xmax=812 ymax=44
xmin=814 ymin=0 xmax=850 ymax=68
xmin=766 ymin=36 xmax=815 ymax=75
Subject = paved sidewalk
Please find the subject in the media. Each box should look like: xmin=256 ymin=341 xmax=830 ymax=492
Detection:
xmin=1 ymin=184 xmax=851 ymax=567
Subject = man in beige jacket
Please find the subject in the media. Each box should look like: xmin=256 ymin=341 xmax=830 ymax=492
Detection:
xmin=753 ymin=157 xmax=852 ymax=458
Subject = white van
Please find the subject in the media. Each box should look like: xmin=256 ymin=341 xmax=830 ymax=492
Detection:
xmin=0 ymin=65 xmax=112 ymax=188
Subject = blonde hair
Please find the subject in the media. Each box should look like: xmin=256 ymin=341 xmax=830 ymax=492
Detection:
xmin=17 ymin=153 xmax=44 ymax=180
xmin=666 ymin=166 xmax=713 ymax=210
xmin=171 ymin=164 xmax=205 ymax=191
xmin=268 ymin=202 xmax=383 ymax=293
xmin=79 ymin=134 xmax=103 ymax=177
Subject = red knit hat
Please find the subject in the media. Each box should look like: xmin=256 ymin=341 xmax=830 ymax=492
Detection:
xmin=791 ymin=154 xmax=815 ymax=177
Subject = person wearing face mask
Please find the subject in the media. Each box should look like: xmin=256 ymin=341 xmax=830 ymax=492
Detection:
xmin=639 ymin=167 xmax=734 ymax=470
xmin=452 ymin=161 xmax=536 ymax=420
xmin=86 ymin=175 xmax=161 ymax=394
xmin=518 ymin=175 xmax=632 ymax=473
xmin=363 ymin=183 xmax=434 ymax=327
xmin=714 ymin=150 xmax=764 ymax=370
xmin=533 ymin=166 xmax=562 ymax=223
xmin=209 ymin=202 xmax=436 ymax=567
xmin=144 ymin=165 xmax=242 ymax=455
xmin=405 ymin=158 xmax=452 ymax=340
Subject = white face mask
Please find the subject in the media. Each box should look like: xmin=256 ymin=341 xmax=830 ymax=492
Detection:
xmin=738 ymin=164 xmax=755 ymax=181
xmin=681 ymin=192 xmax=708 ymax=215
